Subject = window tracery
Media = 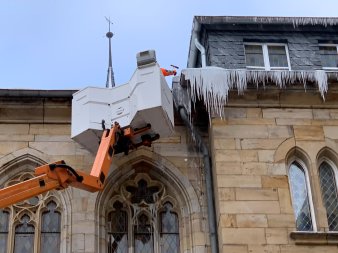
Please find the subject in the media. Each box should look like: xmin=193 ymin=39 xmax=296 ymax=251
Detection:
xmin=0 ymin=171 xmax=62 ymax=253
xmin=106 ymin=174 xmax=180 ymax=253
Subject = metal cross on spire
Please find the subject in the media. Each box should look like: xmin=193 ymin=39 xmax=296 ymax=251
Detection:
xmin=105 ymin=17 xmax=115 ymax=88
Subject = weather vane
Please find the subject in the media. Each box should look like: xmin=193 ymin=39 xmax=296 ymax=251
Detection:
xmin=105 ymin=16 xmax=114 ymax=38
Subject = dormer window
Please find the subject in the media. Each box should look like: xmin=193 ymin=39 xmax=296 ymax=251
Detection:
xmin=244 ymin=43 xmax=290 ymax=70
xmin=319 ymin=45 xmax=338 ymax=69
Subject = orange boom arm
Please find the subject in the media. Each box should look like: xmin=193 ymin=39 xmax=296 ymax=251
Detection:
xmin=0 ymin=122 xmax=159 ymax=208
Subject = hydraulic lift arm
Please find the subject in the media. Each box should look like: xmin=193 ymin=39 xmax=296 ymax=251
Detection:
xmin=0 ymin=122 xmax=159 ymax=208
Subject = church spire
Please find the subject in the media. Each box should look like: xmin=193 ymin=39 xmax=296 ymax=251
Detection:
xmin=105 ymin=17 xmax=115 ymax=88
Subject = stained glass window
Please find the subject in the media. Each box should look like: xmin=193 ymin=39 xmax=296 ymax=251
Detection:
xmin=108 ymin=201 xmax=128 ymax=253
xmin=160 ymin=202 xmax=179 ymax=253
xmin=14 ymin=215 xmax=35 ymax=253
xmin=134 ymin=214 xmax=153 ymax=253
xmin=289 ymin=162 xmax=314 ymax=231
xmin=319 ymin=162 xmax=338 ymax=231
xmin=0 ymin=210 xmax=9 ymax=253
xmin=40 ymin=201 xmax=61 ymax=253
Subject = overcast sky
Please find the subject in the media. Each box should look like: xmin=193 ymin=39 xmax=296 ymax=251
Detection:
xmin=1 ymin=0 xmax=338 ymax=90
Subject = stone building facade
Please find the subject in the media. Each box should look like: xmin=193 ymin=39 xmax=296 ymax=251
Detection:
xmin=1 ymin=16 xmax=338 ymax=253
xmin=0 ymin=90 xmax=207 ymax=253
xmin=175 ymin=16 xmax=338 ymax=253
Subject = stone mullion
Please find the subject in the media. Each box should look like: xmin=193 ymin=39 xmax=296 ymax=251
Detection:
xmin=7 ymin=208 xmax=15 ymax=253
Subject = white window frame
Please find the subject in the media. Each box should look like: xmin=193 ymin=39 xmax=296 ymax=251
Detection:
xmin=318 ymin=44 xmax=338 ymax=70
xmin=244 ymin=43 xmax=291 ymax=71
xmin=288 ymin=158 xmax=317 ymax=232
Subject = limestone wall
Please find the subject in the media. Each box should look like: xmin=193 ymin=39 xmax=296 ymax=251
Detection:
xmin=0 ymin=93 xmax=207 ymax=253
xmin=211 ymin=89 xmax=338 ymax=252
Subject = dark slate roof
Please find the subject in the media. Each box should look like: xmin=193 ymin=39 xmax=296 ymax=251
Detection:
xmin=188 ymin=16 xmax=338 ymax=68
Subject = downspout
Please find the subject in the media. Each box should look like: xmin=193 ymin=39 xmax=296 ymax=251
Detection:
xmin=172 ymin=76 xmax=219 ymax=253
xmin=177 ymin=106 xmax=219 ymax=253
xmin=184 ymin=17 xmax=218 ymax=253
xmin=188 ymin=17 xmax=207 ymax=68
xmin=194 ymin=38 xmax=206 ymax=68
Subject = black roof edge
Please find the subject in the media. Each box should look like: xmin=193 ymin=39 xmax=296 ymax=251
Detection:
xmin=194 ymin=16 xmax=338 ymax=27
xmin=0 ymin=89 xmax=78 ymax=98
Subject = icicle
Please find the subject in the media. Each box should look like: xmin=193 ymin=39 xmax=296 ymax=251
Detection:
xmin=200 ymin=16 xmax=338 ymax=28
xmin=314 ymin=70 xmax=328 ymax=100
xmin=180 ymin=67 xmax=332 ymax=121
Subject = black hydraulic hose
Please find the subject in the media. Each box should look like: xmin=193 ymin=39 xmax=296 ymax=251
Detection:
xmin=178 ymin=106 xmax=219 ymax=253
xmin=49 ymin=164 xmax=84 ymax=182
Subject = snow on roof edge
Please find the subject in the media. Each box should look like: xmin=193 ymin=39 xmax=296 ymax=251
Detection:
xmin=195 ymin=16 xmax=338 ymax=27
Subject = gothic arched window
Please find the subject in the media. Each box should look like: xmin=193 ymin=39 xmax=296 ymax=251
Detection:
xmin=40 ymin=201 xmax=61 ymax=253
xmin=14 ymin=215 xmax=35 ymax=253
xmin=106 ymin=175 xmax=180 ymax=253
xmin=289 ymin=161 xmax=315 ymax=231
xmin=107 ymin=201 xmax=128 ymax=253
xmin=134 ymin=214 xmax=153 ymax=253
xmin=160 ymin=202 xmax=179 ymax=253
xmin=319 ymin=161 xmax=338 ymax=231
xmin=0 ymin=170 xmax=63 ymax=253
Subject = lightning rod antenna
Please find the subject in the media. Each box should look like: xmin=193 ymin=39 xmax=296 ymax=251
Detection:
xmin=105 ymin=17 xmax=115 ymax=88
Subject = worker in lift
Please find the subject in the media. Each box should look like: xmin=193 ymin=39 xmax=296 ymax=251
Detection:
xmin=161 ymin=64 xmax=179 ymax=76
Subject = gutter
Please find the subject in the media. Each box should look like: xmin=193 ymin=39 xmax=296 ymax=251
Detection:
xmin=0 ymin=89 xmax=77 ymax=98
xmin=194 ymin=15 xmax=338 ymax=27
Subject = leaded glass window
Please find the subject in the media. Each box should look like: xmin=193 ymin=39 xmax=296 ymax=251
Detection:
xmin=0 ymin=169 xmax=64 ymax=253
xmin=319 ymin=161 xmax=338 ymax=231
xmin=134 ymin=214 xmax=153 ymax=253
xmin=0 ymin=210 xmax=9 ymax=253
xmin=14 ymin=215 xmax=35 ymax=253
xmin=106 ymin=175 xmax=180 ymax=253
xmin=40 ymin=201 xmax=61 ymax=253
xmin=160 ymin=202 xmax=179 ymax=253
xmin=108 ymin=201 xmax=128 ymax=253
xmin=289 ymin=162 xmax=314 ymax=231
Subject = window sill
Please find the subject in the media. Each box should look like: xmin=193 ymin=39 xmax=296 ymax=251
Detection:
xmin=290 ymin=231 xmax=338 ymax=245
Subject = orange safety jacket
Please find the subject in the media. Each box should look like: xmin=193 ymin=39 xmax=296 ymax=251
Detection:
xmin=160 ymin=68 xmax=177 ymax=76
